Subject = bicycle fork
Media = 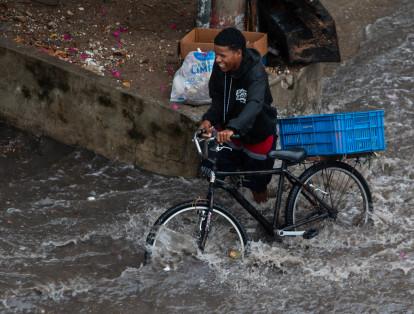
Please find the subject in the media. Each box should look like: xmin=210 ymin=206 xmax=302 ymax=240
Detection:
xmin=197 ymin=172 xmax=216 ymax=251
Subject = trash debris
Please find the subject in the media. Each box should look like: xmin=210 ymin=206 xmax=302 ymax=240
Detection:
xmin=119 ymin=26 xmax=128 ymax=33
xmin=112 ymin=30 xmax=120 ymax=39
xmin=83 ymin=58 xmax=105 ymax=76
xmin=13 ymin=15 xmax=27 ymax=23
xmin=79 ymin=52 xmax=90 ymax=60
xmin=111 ymin=69 xmax=121 ymax=78
xmin=170 ymin=50 xmax=215 ymax=105
xmin=1 ymin=1 xmax=196 ymax=101
xmin=63 ymin=33 xmax=72 ymax=41
xmin=122 ymin=80 xmax=131 ymax=88
xmin=228 ymin=249 xmax=241 ymax=259
xmin=67 ymin=47 xmax=78 ymax=54
xmin=47 ymin=21 xmax=57 ymax=29
xmin=166 ymin=64 xmax=175 ymax=76
xmin=170 ymin=103 xmax=180 ymax=110
xmin=13 ymin=36 xmax=24 ymax=43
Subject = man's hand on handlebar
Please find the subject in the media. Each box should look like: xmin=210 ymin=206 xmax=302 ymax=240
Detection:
xmin=199 ymin=120 xmax=213 ymax=138
xmin=198 ymin=120 xmax=238 ymax=143
xmin=216 ymin=129 xmax=234 ymax=144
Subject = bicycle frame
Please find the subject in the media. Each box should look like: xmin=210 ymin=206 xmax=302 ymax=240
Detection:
xmin=205 ymin=164 xmax=335 ymax=239
xmin=194 ymin=132 xmax=336 ymax=240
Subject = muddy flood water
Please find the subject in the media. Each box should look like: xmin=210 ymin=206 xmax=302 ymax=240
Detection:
xmin=1 ymin=1 xmax=414 ymax=313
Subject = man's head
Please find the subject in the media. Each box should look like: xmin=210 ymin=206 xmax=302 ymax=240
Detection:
xmin=214 ymin=27 xmax=246 ymax=72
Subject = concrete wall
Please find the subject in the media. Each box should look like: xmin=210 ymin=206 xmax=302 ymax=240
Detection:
xmin=269 ymin=63 xmax=323 ymax=115
xmin=0 ymin=39 xmax=199 ymax=177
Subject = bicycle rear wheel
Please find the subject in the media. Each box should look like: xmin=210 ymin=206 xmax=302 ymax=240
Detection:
xmin=286 ymin=161 xmax=373 ymax=229
xmin=145 ymin=201 xmax=248 ymax=266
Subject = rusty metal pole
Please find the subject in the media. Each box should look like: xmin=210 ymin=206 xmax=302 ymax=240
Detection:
xmin=210 ymin=0 xmax=246 ymax=30
xmin=196 ymin=0 xmax=212 ymax=28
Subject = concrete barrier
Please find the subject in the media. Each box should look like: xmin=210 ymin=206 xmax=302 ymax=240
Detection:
xmin=0 ymin=39 xmax=199 ymax=177
xmin=269 ymin=63 xmax=323 ymax=116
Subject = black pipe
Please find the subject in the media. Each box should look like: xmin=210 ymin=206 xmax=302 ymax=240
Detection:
xmin=196 ymin=0 xmax=212 ymax=28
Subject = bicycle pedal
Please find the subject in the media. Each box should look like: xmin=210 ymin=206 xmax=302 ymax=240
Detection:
xmin=303 ymin=228 xmax=319 ymax=240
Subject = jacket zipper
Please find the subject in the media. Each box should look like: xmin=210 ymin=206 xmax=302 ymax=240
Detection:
xmin=223 ymin=73 xmax=233 ymax=124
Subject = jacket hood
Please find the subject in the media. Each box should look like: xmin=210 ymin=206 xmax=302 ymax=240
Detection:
xmin=230 ymin=48 xmax=262 ymax=79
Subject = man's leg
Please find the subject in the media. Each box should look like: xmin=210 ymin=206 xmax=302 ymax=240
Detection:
xmin=216 ymin=145 xmax=243 ymax=174
xmin=241 ymin=135 xmax=276 ymax=203
xmin=200 ymin=142 xmax=242 ymax=175
xmin=242 ymin=154 xmax=274 ymax=203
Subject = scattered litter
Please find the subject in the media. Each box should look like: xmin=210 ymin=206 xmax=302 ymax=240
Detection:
xmin=1 ymin=1 xmax=190 ymax=100
xmin=111 ymin=69 xmax=121 ymax=78
xmin=83 ymin=58 xmax=105 ymax=76
xmin=112 ymin=30 xmax=120 ymax=38
xmin=122 ymin=80 xmax=131 ymax=88
xmin=170 ymin=103 xmax=180 ymax=110
xmin=87 ymin=196 xmax=96 ymax=201
xmin=14 ymin=36 xmax=24 ymax=43
xmin=67 ymin=47 xmax=78 ymax=54
xmin=47 ymin=21 xmax=57 ymax=29
xmin=166 ymin=64 xmax=175 ymax=76
xmin=79 ymin=52 xmax=90 ymax=60
xmin=6 ymin=208 xmax=22 ymax=214
xmin=13 ymin=15 xmax=27 ymax=23
xmin=112 ymin=49 xmax=127 ymax=57
xmin=63 ymin=33 xmax=72 ymax=41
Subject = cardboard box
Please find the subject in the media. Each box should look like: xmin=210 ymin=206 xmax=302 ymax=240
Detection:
xmin=179 ymin=28 xmax=268 ymax=59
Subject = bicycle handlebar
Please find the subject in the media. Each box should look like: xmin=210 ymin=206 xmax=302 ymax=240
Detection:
xmin=196 ymin=128 xmax=240 ymax=139
xmin=193 ymin=129 xmax=240 ymax=157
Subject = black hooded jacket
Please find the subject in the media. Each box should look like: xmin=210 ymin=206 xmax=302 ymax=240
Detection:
xmin=202 ymin=48 xmax=277 ymax=144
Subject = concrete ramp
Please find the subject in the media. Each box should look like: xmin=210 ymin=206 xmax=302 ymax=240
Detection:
xmin=0 ymin=39 xmax=199 ymax=177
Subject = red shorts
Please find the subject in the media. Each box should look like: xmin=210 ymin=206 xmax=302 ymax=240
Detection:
xmin=230 ymin=135 xmax=275 ymax=160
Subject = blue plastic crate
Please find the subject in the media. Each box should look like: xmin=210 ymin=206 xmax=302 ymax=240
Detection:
xmin=278 ymin=110 xmax=386 ymax=156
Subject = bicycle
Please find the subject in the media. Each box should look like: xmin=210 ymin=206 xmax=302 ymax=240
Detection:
xmin=145 ymin=130 xmax=373 ymax=263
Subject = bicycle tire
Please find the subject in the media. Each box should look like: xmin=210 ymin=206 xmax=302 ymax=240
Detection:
xmin=286 ymin=161 xmax=373 ymax=229
xmin=145 ymin=201 xmax=249 ymax=265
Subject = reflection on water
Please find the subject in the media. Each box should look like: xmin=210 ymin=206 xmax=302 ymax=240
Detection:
xmin=1 ymin=1 xmax=414 ymax=312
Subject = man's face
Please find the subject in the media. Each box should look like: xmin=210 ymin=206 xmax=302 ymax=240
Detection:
xmin=214 ymin=45 xmax=242 ymax=72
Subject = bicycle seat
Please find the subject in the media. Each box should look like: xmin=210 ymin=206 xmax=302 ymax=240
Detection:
xmin=268 ymin=148 xmax=307 ymax=163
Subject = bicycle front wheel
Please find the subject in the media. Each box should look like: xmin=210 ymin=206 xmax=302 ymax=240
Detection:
xmin=286 ymin=161 xmax=373 ymax=229
xmin=145 ymin=201 xmax=248 ymax=265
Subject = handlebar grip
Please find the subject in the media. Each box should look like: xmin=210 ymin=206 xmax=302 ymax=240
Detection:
xmin=230 ymin=134 xmax=241 ymax=140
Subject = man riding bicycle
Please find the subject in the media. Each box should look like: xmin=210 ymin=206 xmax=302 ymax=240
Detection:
xmin=199 ymin=27 xmax=278 ymax=204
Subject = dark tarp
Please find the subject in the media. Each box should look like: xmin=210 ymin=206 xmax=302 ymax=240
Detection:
xmin=256 ymin=0 xmax=340 ymax=64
